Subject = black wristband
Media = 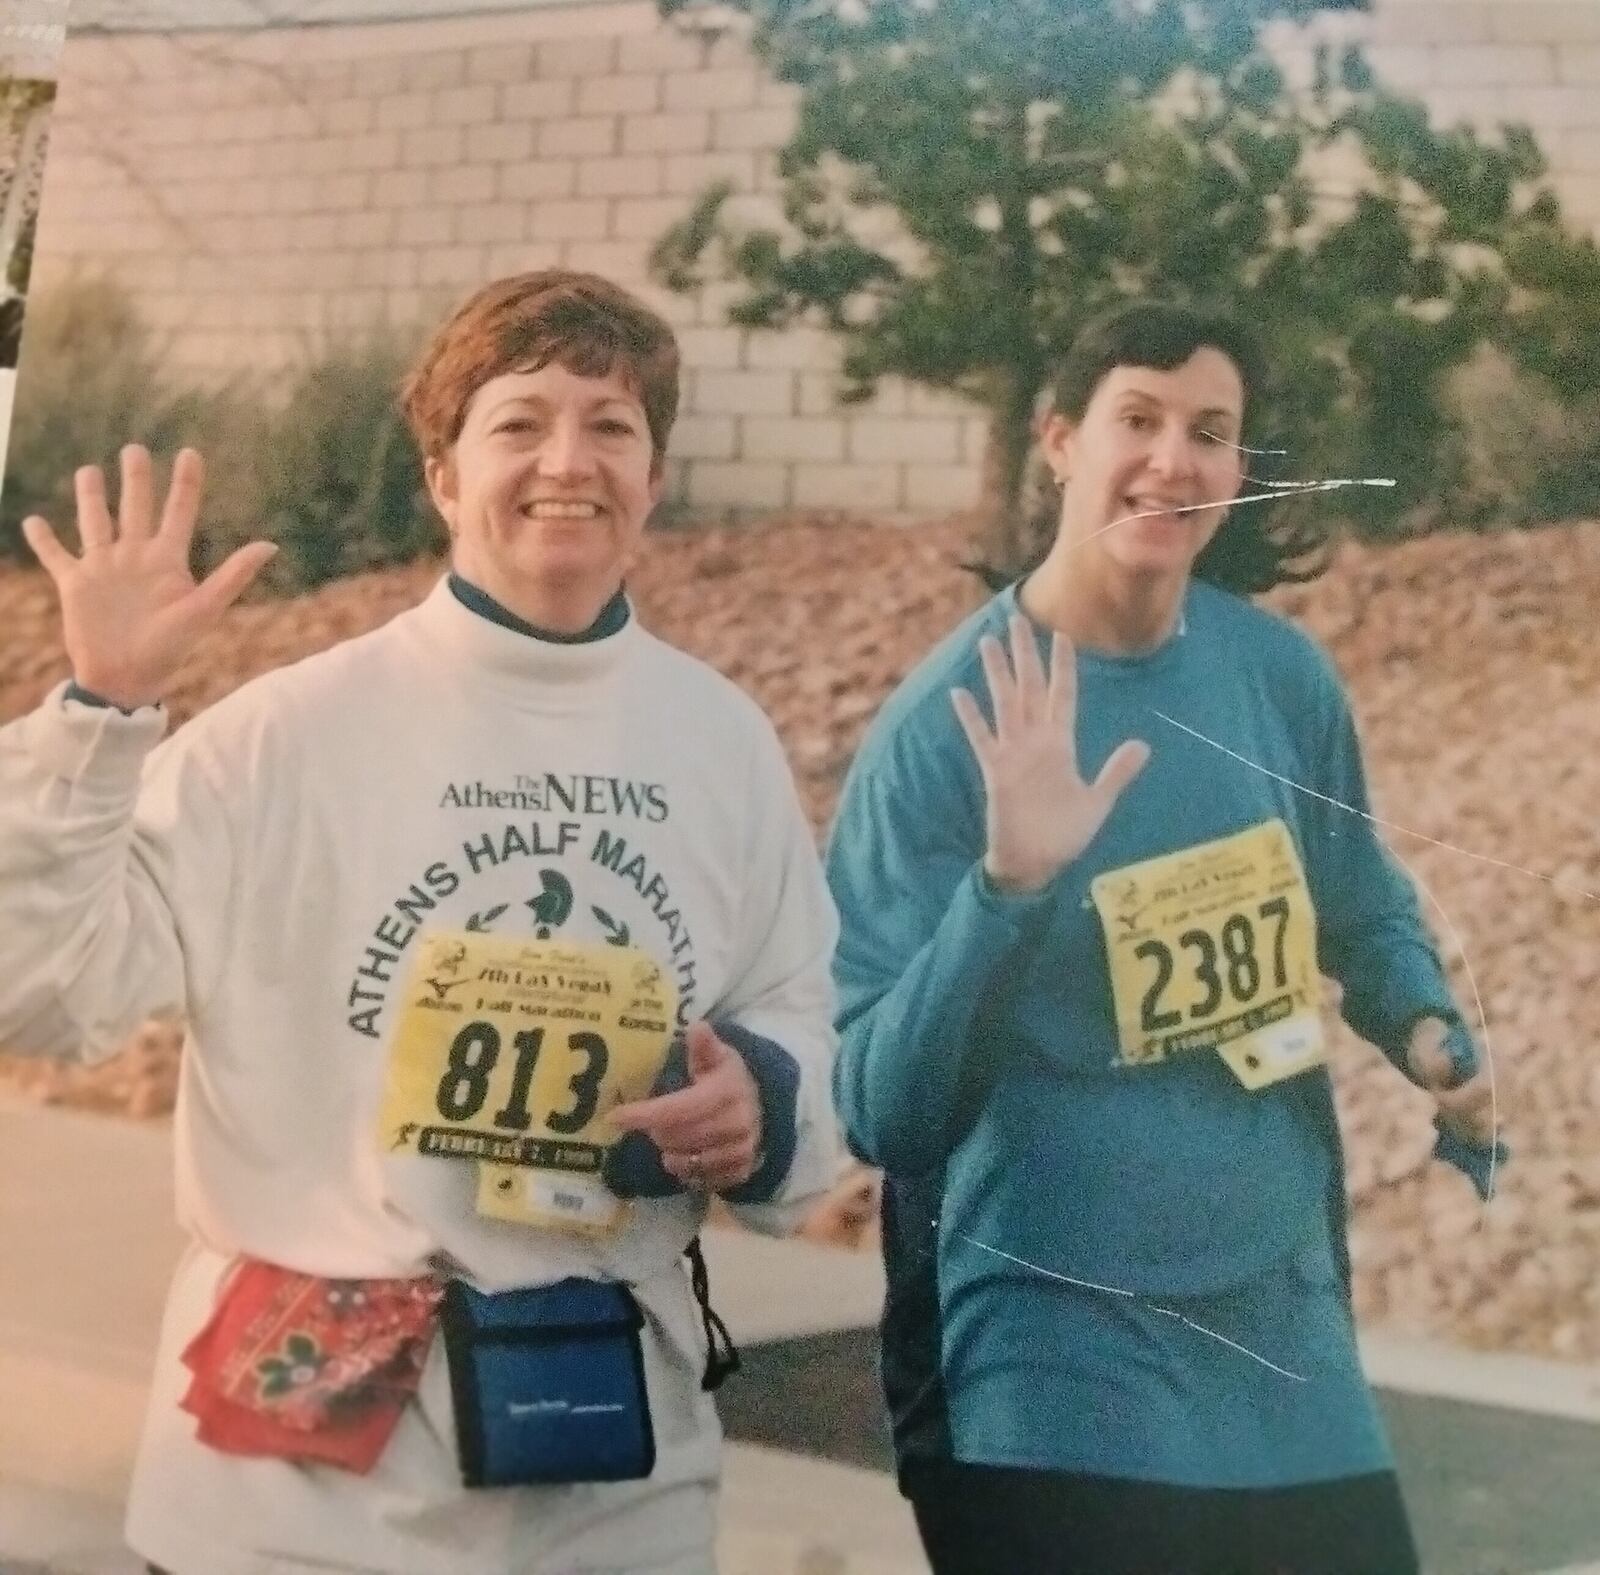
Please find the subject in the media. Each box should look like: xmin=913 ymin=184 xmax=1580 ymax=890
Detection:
xmin=64 ymin=681 xmax=146 ymax=716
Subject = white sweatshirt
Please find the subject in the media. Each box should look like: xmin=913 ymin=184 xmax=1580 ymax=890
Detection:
xmin=0 ymin=577 xmax=843 ymax=1574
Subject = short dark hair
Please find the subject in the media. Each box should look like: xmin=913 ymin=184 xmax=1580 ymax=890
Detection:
xmin=400 ymin=270 xmax=681 ymax=470
xmin=1049 ymin=300 xmax=1328 ymax=594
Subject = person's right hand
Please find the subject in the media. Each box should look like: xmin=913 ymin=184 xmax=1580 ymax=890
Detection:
xmin=21 ymin=445 xmax=278 ymax=711
xmin=1406 ymin=1016 xmax=1498 ymax=1150
xmin=951 ymin=613 xmax=1150 ymax=895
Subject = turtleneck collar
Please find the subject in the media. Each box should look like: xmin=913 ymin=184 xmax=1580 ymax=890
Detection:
xmin=447 ymin=573 xmax=631 ymax=643
xmin=406 ymin=575 xmax=639 ymax=703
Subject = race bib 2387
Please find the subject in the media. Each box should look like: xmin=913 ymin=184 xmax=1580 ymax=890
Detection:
xmin=1089 ymin=819 xmax=1327 ymax=1089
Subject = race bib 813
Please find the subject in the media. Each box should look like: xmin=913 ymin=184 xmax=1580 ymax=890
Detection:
xmin=377 ymin=931 xmax=677 ymax=1230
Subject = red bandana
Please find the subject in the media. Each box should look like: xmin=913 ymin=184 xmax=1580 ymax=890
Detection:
xmin=179 ymin=1259 xmax=444 ymax=1474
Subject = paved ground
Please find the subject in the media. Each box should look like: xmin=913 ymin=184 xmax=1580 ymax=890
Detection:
xmin=717 ymin=1330 xmax=1600 ymax=1575
xmin=0 ymin=1101 xmax=921 ymax=1574
xmin=3 ymin=1099 xmax=1599 ymax=1575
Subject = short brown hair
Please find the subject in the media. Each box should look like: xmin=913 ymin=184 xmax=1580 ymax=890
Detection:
xmin=400 ymin=270 xmax=681 ymax=468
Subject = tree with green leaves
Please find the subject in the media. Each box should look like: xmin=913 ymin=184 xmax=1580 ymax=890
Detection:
xmin=3 ymin=76 xmax=55 ymax=301
xmin=652 ymin=0 xmax=1600 ymax=570
xmin=7 ymin=205 xmax=36 ymax=297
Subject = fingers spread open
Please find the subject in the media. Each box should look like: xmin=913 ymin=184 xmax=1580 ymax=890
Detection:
xmin=20 ymin=515 xmax=74 ymax=578
xmin=1009 ymin=613 xmax=1047 ymax=718
xmin=193 ymin=541 xmax=278 ymax=621
xmin=159 ymin=448 xmax=206 ymax=551
xmin=1092 ymin=739 xmax=1151 ymax=808
xmin=977 ymin=634 xmax=1018 ymax=737
xmin=1046 ymin=630 xmax=1077 ymax=727
xmin=950 ymin=687 xmax=994 ymax=768
xmin=74 ymin=465 xmax=113 ymax=550
xmin=118 ymin=445 xmax=156 ymax=540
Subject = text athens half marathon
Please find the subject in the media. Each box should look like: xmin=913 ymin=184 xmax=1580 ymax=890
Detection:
xmin=826 ymin=301 xmax=1504 ymax=1575
xmin=0 ymin=270 xmax=848 ymax=1575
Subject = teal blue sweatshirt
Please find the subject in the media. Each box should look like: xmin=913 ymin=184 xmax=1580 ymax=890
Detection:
xmin=828 ymin=580 xmax=1472 ymax=1360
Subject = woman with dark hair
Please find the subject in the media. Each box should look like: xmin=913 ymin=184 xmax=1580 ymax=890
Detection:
xmin=826 ymin=300 xmax=1499 ymax=1574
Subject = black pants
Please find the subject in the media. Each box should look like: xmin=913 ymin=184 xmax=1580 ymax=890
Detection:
xmin=902 ymin=1457 xmax=1421 ymax=1575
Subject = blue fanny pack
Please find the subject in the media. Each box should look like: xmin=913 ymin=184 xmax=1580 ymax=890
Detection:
xmin=440 ymin=1277 xmax=655 ymax=1489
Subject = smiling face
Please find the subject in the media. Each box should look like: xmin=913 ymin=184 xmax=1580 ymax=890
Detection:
xmin=425 ymin=360 xmax=663 ymax=630
xmin=1041 ymin=348 xmax=1248 ymax=581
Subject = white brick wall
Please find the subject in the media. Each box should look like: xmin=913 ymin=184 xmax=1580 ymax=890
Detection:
xmin=575 ymin=155 xmax=663 ymax=198
xmin=26 ymin=0 xmax=1600 ymax=518
xmin=529 ymin=197 xmax=610 ymax=241
xmin=849 ymin=417 xmax=964 ymax=466
xmin=743 ymin=415 xmax=847 ymax=463
xmin=1432 ymin=44 xmax=1556 ymax=89
xmin=1557 ymin=47 xmax=1600 ymax=87
xmin=502 ymin=79 xmax=578 ymax=120
xmin=537 ymin=35 xmax=619 ymax=80
xmin=610 ymin=194 xmax=693 ymax=239
xmin=664 ymin=69 xmax=757 ymax=113
xmin=499 ymin=161 xmax=578 ymax=201
xmin=1373 ymin=4 xmax=1495 ymax=46
xmin=617 ymin=31 xmax=706 ymax=77
xmin=432 ymin=83 xmax=502 ymax=126
xmin=685 ymin=459 xmax=790 ymax=509
xmin=621 ymin=111 xmax=711 ymax=156
xmin=792 ymin=463 xmax=905 ymax=511
xmin=1494 ymin=1 xmax=1600 ymax=45
xmin=538 ymin=115 xmax=618 ymax=159
xmin=466 ymin=40 xmax=537 ymax=86
xmin=668 ymin=414 xmax=738 ymax=461
xmin=694 ymin=369 xmax=795 ymax=417
xmin=577 ymin=73 xmax=662 ymax=116
xmin=467 ymin=120 xmax=535 ymax=163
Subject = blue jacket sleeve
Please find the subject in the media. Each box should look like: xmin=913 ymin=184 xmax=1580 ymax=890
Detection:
xmin=1308 ymin=676 xmax=1466 ymax=1073
xmin=1305 ymin=666 xmax=1506 ymax=1198
xmin=601 ymin=1021 xmax=799 ymax=1204
xmin=825 ymin=715 xmax=1057 ymax=1176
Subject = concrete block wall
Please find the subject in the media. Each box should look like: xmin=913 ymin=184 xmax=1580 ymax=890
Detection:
xmin=27 ymin=0 xmax=1600 ymax=517
xmin=1 ymin=1 xmax=67 ymax=81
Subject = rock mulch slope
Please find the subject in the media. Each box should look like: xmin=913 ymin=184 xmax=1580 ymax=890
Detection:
xmin=3 ymin=515 xmax=1597 ymax=1360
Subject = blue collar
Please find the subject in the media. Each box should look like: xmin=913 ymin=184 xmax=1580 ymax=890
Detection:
xmin=447 ymin=574 xmax=630 ymax=644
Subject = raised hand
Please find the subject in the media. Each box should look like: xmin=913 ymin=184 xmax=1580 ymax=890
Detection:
xmin=20 ymin=445 xmax=277 ymax=711
xmin=951 ymin=612 xmax=1150 ymax=894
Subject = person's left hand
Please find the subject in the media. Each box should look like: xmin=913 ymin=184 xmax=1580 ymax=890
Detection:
xmin=1406 ymin=1016 xmax=1496 ymax=1148
xmin=608 ymin=1021 xmax=763 ymax=1192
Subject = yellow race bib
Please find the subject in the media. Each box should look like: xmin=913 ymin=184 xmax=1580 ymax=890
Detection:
xmin=1089 ymin=820 xmax=1326 ymax=1089
xmin=377 ymin=931 xmax=678 ymax=1235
